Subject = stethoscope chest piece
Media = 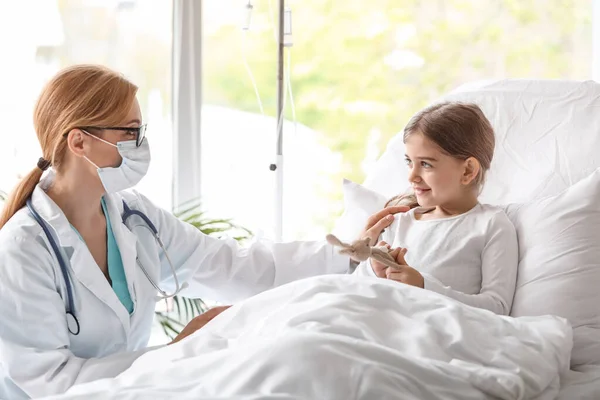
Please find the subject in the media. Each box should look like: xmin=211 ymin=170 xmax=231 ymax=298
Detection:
xmin=66 ymin=311 xmax=80 ymax=335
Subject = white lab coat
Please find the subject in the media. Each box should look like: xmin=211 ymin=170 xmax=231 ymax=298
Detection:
xmin=0 ymin=172 xmax=349 ymax=399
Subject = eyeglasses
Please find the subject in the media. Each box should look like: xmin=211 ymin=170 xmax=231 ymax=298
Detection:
xmin=76 ymin=124 xmax=147 ymax=147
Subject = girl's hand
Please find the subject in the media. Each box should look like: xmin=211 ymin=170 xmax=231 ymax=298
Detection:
xmin=371 ymin=241 xmax=393 ymax=278
xmin=385 ymin=248 xmax=424 ymax=288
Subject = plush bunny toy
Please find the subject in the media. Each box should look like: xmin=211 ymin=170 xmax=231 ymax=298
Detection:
xmin=325 ymin=234 xmax=402 ymax=270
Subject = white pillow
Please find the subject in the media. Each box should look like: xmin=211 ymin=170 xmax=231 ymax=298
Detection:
xmin=335 ymin=172 xmax=600 ymax=367
xmin=506 ymin=167 xmax=600 ymax=368
xmin=363 ymin=80 xmax=600 ymax=205
xmin=331 ymin=179 xmax=388 ymax=242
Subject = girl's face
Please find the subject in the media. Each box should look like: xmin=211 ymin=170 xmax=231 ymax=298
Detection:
xmin=404 ymin=132 xmax=478 ymax=212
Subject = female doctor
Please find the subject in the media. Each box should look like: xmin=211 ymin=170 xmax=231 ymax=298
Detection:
xmin=0 ymin=65 xmax=405 ymax=399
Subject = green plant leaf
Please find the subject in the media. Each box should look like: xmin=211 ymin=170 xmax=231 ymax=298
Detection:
xmin=159 ymin=320 xmax=180 ymax=340
xmin=157 ymin=313 xmax=186 ymax=327
xmin=173 ymin=296 xmax=181 ymax=317
xmin=195 ymin=298 xmax=208 ymax=314
xmin=159 ymin=321 xmax=171 ymax=339
xmin=183 ymin=297 xmax=191 ymax=321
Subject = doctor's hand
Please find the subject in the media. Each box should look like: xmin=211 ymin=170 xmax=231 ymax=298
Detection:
xmin=383 ymin=248 xmax=424 ymax=288
xmin=169 ymin=305 xmax=231 ymax=345
xmin=358 ymin=205 xmax=410 ymax=250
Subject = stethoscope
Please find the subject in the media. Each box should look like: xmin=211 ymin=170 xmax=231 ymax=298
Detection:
xmin=26 ymin=198 xmax=188 ymax=336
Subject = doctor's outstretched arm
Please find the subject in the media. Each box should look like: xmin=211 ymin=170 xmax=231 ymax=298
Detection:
xmin=154 ymin=210 xmax=348 ymax=302
xmin=138 ymin=192 xmax=407 ymax=303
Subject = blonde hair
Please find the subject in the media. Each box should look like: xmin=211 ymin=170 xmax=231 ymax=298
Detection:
xmin=0 ymin=64 xmax=138 ymax=229
xmin=386 ymin=102 xmax=495 ymax=209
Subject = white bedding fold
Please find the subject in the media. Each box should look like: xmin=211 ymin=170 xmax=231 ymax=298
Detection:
xmin=45 ymin=275 xmax=572 ymax=400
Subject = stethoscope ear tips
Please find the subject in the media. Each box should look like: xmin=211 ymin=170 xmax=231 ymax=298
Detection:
xmin=181 ymin=282 xmax=189 ymax=289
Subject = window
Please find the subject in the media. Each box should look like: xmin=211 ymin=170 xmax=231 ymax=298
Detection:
xmin=0 ymin=0 xmax=173 ymax=210
xmin=202 ymin=0 xmax=592 ymax=240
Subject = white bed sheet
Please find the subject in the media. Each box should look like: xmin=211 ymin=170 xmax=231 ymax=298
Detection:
xmin=42 ymin=275 xmax=572 ymax=400
xmin=558 ymin=365 xmax=600 ymax=400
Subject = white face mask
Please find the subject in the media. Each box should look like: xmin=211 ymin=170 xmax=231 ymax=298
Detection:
xmin=82 ymin=130 xmax=151 ymax=194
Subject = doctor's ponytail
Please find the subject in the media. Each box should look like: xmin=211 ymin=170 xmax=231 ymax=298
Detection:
xmin=0 ymin=168 xmax=44 ymax=230
xmin=0 ymin=65 xmax=137 ymax=230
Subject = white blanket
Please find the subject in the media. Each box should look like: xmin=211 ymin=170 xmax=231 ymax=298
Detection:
xmin=46 ymin=275 xmax=573 ymax=400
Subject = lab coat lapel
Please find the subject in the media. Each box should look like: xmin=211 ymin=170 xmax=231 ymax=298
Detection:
xmin=68 ymin=246 xmax=131 ymax=335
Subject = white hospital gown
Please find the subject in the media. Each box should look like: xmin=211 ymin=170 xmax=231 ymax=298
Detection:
xmin=354 ymin=203 xmax=518 ymax=315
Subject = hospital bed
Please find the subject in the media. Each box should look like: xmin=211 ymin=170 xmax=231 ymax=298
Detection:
xmin=340 ymin=78 xmax=600 ymax=399
xmin=43 ymin=80 xmax=600 ymax=399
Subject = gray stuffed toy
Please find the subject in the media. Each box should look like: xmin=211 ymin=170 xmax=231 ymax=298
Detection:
xmin=325 ymin=234 xmax=402 ymax=270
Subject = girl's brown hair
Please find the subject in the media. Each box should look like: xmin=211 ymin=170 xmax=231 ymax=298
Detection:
xmin=0 ymin=65 xmax=138 ymax=229
xmin=386 ymin=102 xmax=495 ymax=209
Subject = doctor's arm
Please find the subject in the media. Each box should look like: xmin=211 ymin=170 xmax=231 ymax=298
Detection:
xmin=144 ymin=192 xmax=408 ymax=303
xmin=153 ymin=208 xmax=348 ymax=303
xmin=0 ymin=238 xmax=154 ymax=398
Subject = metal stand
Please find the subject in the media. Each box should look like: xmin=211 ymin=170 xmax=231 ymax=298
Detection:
xmin=271 ymin=0 xmax=285 ymax=241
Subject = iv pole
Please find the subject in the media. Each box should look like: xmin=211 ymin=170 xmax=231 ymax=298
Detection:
xmin=270 ymin=0 xmax=285 ymax=242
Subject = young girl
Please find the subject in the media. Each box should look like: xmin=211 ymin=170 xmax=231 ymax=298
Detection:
xmin=355 ymin=102 xmax=518 ymax=315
